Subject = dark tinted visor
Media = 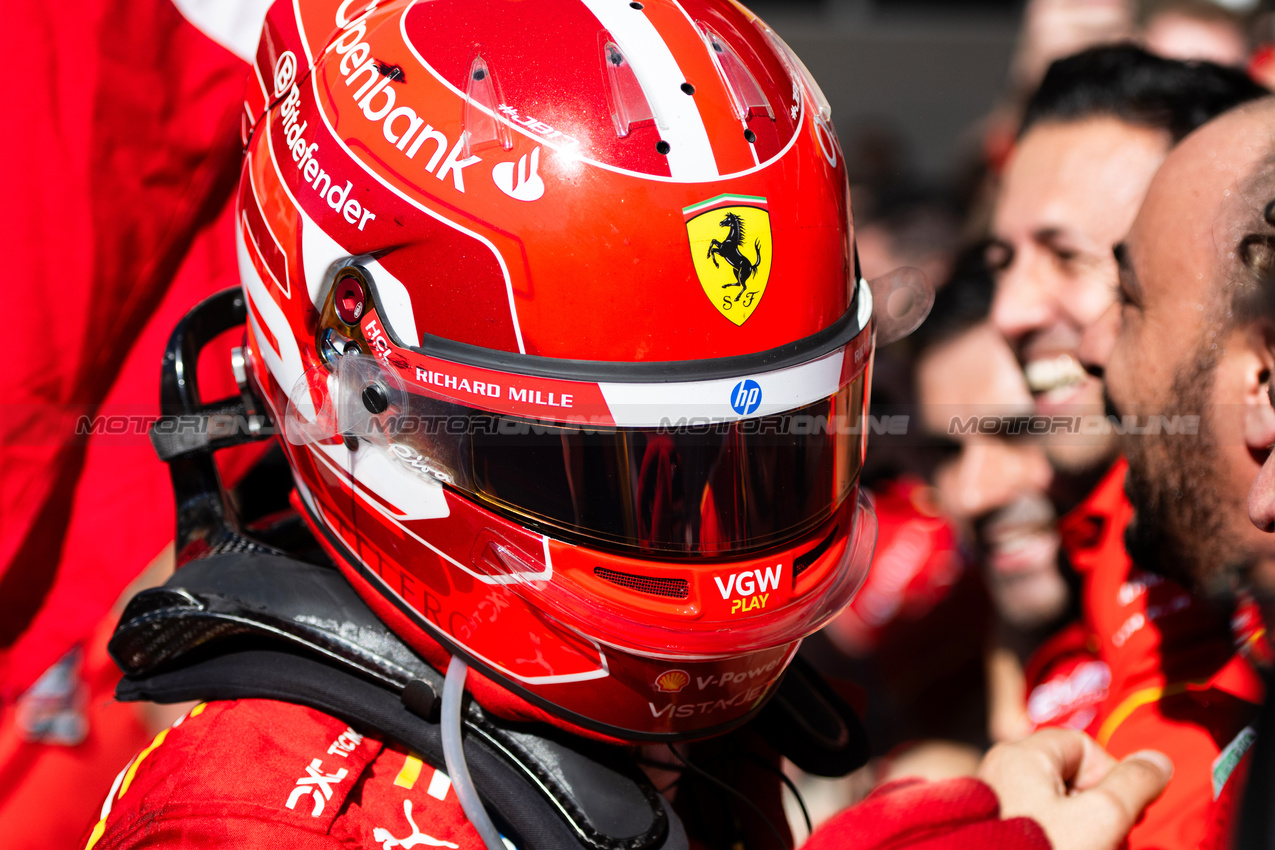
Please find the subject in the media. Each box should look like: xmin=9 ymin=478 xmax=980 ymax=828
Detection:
xmin=377 ymin=375 xmax=867 ymax=557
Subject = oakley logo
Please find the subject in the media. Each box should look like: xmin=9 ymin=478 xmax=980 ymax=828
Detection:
xmin=730 ymin=379 xmax=762 ymax=415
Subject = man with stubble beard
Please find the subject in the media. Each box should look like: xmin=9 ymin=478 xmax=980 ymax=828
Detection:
xmin=912 ymin=259 xmax=1077 ymax=744
xmin=1080 ymin=97 xmax=1275 ymax=849
xmin=1081 ymin=98 xmax=1275 ymax=632
xmin=986 ymin=46 xmax=1268 ymax=849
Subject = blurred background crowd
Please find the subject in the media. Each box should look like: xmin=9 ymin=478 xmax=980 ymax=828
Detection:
xmin=747 ymin=0 xmax=1275 ymax=841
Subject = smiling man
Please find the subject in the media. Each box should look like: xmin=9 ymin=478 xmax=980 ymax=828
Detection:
xmin=990 ymin=44 xmax=1264 ymax=479
xmin=1080 ymin=96 xmax=1275 ymax=849
xmin=1085 ymin=99 xmax=1275 ymax=606
xmin=914 ymin=266 xmax=1073 ymax=744
xmin=985 ymin=46 xmax=1268 ymax=850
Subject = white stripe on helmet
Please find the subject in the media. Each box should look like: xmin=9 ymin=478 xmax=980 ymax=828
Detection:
xmin=578 ymin=0 xmax=720 ymax=181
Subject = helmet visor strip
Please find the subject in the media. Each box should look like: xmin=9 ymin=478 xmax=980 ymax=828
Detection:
xmin=292 ymin=363 xmax=866 ymax=556
xmin=286 ymin=303 xmax=872 ymax=560
xmin=467 ymin=381 xmax=865 ymax=555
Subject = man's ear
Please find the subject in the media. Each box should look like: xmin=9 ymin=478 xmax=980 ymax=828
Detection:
xmin=1242 ymin=321 xmax=1275 ymax=453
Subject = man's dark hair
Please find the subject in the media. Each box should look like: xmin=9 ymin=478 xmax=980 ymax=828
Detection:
xmin=1021 ymin=44 xmax=1268 ymax=142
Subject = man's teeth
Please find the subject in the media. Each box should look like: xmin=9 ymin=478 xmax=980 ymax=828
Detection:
xmin=994 ymin=534 xmax=1036 ymax=555
xmin=989 ymin=526 xmax=1047 ymax=554
xmin=1024 ymin=354 xmax=1087 ymax=394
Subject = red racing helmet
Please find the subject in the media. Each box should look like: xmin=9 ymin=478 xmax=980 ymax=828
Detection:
xmin=237 ymin=0 xmax=879 ymax=741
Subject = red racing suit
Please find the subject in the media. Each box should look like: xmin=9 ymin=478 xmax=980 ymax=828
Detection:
xmin=81 ymin=698 xmax=1050 ymax=850
xmin=1025 ymin=460 xmax=1263 ymax=850
xmin=82 ymin=700 xmax=485 ymax=850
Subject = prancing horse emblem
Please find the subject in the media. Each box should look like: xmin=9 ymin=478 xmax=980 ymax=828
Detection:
xmin=684 ymin=195 xmax=772 ymax=326
xmin=707 ymin=212 xmax=763 ymax=303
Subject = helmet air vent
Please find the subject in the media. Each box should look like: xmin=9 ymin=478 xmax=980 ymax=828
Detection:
xmin=593 ymin=567 xmax=689 ymax=599
xmin=462 ymin=48 xmax=512 ymax=156
xmin=792 ymin=526 xmax=837 ymax=584
xmin=754 ymin=20 xmax=832 ymax=124
xmin=695 ymin=23 xmax=773 ymax=123
xmin=600 ymin=36 xmax=656 ymax=138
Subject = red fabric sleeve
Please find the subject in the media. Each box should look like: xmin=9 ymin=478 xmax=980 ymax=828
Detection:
xmin=0 ymin=0 xmax=254 ymax=700
xmin=802 ymin=777 xmax=1050 ymax=850
xmin=81 ymin=700 xmax=488 ymax=850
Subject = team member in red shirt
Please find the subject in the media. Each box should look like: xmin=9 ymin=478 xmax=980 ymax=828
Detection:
xmin=986 ymin=46 xmax=1268 ymax=849
xmin=1079 ymin=96 xmax=1275 ymax=847
xmin=911 ymin=257 xmax=1076 ymax=746
xmin=1026 ymin=458 xmax=1264 ymax=848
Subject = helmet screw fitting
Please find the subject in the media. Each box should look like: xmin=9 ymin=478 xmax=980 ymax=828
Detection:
xmin=362 ymin=383 xmax=390 ymax=414
xmin=334 ymin=274 xmax=366 ymax=325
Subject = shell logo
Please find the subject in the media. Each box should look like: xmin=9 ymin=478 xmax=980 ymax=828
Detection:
xmin=654 ymin=669 xmax=690 ymax=693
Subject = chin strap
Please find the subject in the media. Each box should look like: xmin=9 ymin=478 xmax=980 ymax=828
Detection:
xmin=444 ymin=657 xmax=507 ymax=850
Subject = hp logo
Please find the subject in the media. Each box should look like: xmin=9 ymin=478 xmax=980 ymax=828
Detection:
xmin=730 ymin=380 xmax=762 ymax=415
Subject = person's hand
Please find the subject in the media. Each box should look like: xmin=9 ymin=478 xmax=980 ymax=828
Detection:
xmin=978 ymin=728 xmax=1173 ymax=850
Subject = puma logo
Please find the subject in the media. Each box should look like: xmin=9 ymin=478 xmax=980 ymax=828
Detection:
xmin=373 ymin=799 xmax=460 ymax=849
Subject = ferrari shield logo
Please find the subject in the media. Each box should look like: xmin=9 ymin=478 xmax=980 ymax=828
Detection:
xmin=684 ymin=194 xmax=771 ymax=325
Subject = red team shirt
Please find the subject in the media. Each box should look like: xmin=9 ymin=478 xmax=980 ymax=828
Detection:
xmin=1025 ymin=460 xmax=1263 ymax=849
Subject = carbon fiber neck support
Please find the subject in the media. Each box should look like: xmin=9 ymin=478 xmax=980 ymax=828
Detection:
xmin=110 ymin=552 xmax=678 ymax=850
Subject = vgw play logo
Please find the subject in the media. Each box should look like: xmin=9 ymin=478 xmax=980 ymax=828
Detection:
xmin=715 ymin=563 xmax=783 ymax=615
